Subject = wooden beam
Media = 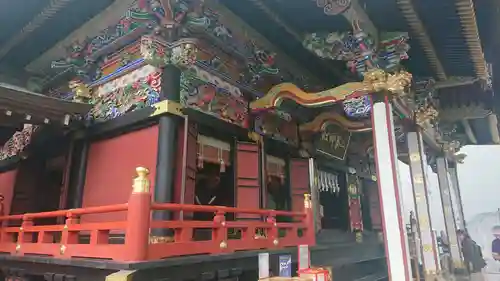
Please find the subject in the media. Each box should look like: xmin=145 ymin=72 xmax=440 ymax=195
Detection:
xmin=455 ymin=0 xmax=489 ymax=80
xmin=341 ymin=0 xmax=379 ymax=44
xmin=396 ymin=0 xmax=447 ymax=81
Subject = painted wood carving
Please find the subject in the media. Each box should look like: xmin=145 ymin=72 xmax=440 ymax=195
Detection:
xmin=181 ymin=66 xmax=249 ymax=128
xmin=235 ymin=142 xmax=260 ymax=219
xmin=347 ymin=174 xmax=363 ymax=231
xmin=0 ymin=125 xmax=38 ymax=161
xmin=51 ymin=0 xmax=314 ymax=95
xmin=51 ymin=0 xmax=158 ymax=80
xmin=254 ymin=110 xmax=299 ymax=146
xmin=88 ymin=65 xmax=161 ymax=122
xmin=303 ymin=30 xmax=409 ymax=77
xmin=290 ymin=159 xmax=310 ymax=213
xmin=314 ymin=124 xmax=351 ymax=160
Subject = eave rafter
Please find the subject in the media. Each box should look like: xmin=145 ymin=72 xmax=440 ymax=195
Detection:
xmin=396 ymin=0 xmax=447 ymax=81
xmin=455 ymin=0 xmax=489 ymax=80
xmin=0 ymin=0 xmax=74 ymax=61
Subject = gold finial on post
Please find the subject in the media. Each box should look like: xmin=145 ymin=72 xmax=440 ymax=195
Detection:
xmin=133 ymin=167 xmax=150 ymax=193
xmin=304 ymin=193 xmax=312 ymax=209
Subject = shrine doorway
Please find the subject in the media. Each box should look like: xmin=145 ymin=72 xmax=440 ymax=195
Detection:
xmin=318 ymin=170 xmax=349 ymax=232
xmin=9 ymin=132 xmax=70 ymax=225
xmin=194 ymin=134 xmax=235 ymax=210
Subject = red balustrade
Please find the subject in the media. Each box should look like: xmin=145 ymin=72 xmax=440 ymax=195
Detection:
xmin=0 ymin=167 xmax=315 ymax=262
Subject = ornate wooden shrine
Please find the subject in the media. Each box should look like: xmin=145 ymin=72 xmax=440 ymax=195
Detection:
xmin=0 ymin=0 xmax=495 ymax=281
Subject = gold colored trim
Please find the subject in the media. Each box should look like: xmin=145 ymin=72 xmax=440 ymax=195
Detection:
xmin=132 ymin=167 xmax=150 ymax=193
xmin=251 ymin=70 xmax=412 ymax=111
xmin=150 ymin=100 xmax=183 ymax=117
xmin=59 ymin=244 xmax=67 ymax=255
xmin=396 ymin=0 xmax=447 ymax=81
xmin=299 ymin=112 xmax=371 ymax=133
xmin=149 ymin=236 xmax=174 ymax=244
xmin=455 ymin=1 xmax=489 ymax=79
xmin=105 ymin=271 xmax=137 ymax=281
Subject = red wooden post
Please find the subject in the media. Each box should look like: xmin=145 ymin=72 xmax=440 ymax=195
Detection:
xmin=124 ymin=167 xmax=152 ymax=261
xmin=303 ymin=194 xmax=316 ymax=246
xmin=212 ymin=210 xmax=228 ymax=252
xmin=59 ymin=212 xmax=79 ymax=257
xmin=267 ymin=211 xmax=279 ymax=248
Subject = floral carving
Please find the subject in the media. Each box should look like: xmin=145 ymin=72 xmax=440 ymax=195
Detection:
xmin=88 ymin=69 xmax=161 ymax=121
xmin=140 ymin=36 xmax=198 ymax=68
xmin=51 ymin=0 xmax=158 ymax=79
xmin=0 ymin=125 xmax=38 ymax=160
xmin=303 ymin=31 xmax=409 ymax=77
xmin=180 ymin=66 xmax=249 ymax=128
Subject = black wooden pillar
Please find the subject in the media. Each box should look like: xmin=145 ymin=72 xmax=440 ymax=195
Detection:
xmin=67 ymin=139 xmax=89 ymax=209
xmin=151 ymin=55 xmax=182 ymax=237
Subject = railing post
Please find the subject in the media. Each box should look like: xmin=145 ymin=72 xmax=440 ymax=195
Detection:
xmin=59 ymin=212 xmax=79 ymax=257
xmin=267 ymin=211 xmax=279 ymax=248
xmin=14 ymin=215 xmax=33 ymax=255
xmin=212 ymin=210 xmax=228 ymax=252
xmin=124 ymin=167 xmax=152 ymax=261
xmin=303 ymin=194 xmax=315 ymax=246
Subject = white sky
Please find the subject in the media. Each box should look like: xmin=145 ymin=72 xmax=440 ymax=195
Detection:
xmin=397 ymin=145 xmax=498 ymax=232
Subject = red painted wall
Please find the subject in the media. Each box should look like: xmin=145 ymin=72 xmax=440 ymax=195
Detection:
xmin=82 ymin=125 xmax=158 ymax=222
xmin=0 ymin=170 xmax=17 ymax=215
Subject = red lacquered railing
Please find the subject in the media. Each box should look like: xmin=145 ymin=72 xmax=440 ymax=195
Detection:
xmin=0 ymin=167 xmax=315 ymax=262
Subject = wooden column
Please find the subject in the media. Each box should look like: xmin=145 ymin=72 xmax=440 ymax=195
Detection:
xmin=436 ymin=157 xmax=464 ymax=270
xmin=151 ymin=60 xmax=181 ymax=238
xmin=448 ymin=163 xmax=466 ymax=230
xmin=67 ymin=139 xmax=89 ymax=209
xmin=371 ymin=95 xmax=412 ymax=281
xmin=407 ymin=131 xmax=440 ymax=278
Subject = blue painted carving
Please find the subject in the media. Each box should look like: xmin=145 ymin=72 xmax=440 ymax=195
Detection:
xmin=303 ymin=30 xmax=409 ymax=77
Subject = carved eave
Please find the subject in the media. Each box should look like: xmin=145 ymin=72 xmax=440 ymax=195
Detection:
xmin=26 ymin=0 xmax=136 ymax=73
xmin=299 ymin=112 xmax=371 ymax=133
xmin=397 ymin=0 xmax=447 ymax=80
xmin=455 ymin=0 xmax=489 ymax=80
xmin=245 ymin=0 xmax=349 ymax=83
xmin=0 ymin=83 xmax=91 ymax=127
xmin=207 ymin=0 xmax=324 ymax=88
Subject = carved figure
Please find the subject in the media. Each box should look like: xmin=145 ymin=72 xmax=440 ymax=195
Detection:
xmin=69 ymin=80 xmax=92 ymax=103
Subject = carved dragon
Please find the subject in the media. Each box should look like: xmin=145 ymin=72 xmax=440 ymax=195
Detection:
xmin=250 ymin=69 xmax=412 ymax=111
